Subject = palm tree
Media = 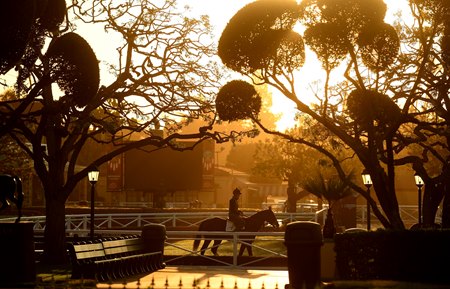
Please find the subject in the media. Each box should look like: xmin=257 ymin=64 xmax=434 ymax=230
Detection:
xmin=303 ymin=172 xmax=354 ymax=238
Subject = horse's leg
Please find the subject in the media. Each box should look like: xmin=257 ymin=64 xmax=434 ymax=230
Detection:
xmin=211 ymin=240 xmax=222 ymax=256
xmin=201 ymin=238 xmax=211 ymax=255
xmin=238 ymin=243 xmax=246 ymax=256
xmin=247 ymin=241 xmax=253 ymax=256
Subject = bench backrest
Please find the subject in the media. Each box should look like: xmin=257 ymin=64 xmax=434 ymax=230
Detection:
xmin=102 ymin=238 xmax=146 ymax=257
xmin=70 ymin=242 xmax=105 ymax=261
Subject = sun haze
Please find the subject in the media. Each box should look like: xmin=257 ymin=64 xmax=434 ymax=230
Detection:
xmin=82 ymin=0 xmax=410 ymax=132
xmin=184 ymin=0 xmax=410 ymax=131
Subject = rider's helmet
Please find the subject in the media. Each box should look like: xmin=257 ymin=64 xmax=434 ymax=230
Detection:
xmin=233 ymin=188 xmax=241 ymax=195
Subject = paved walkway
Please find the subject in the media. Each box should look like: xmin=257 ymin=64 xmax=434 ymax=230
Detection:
xmin=96 ymin=266 xmax=289 ymax=289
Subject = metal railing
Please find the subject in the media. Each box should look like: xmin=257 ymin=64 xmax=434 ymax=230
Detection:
xmin=2 ymin=205 xmax=428 ymax=233
xmin=57 ymin=228 xmax=285 ymax=269
xmin=9 ymin=211 xmax=319 ymax=233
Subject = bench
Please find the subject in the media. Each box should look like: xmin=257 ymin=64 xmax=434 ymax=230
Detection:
xmin=68 ymin=236 xmax=165 ymax=281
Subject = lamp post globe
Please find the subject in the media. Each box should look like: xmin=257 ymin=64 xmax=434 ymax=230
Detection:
xmin=414 ymin=173 xmax=424 ymax=225
xmin=361 ymin=170 xmax=372 ymax=231
xmin=88 ymin=167 xmax=99 ymax=240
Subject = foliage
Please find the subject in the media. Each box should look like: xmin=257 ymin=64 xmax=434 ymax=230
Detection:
xmin=357 ymin=22 xmax=400 ymax=71
xmin=47 ymin=32 xmax=100 ymax=107
xmin=0 ymin=0 xmax=37 ymax=74
xmin=218 ymin=0 xmax=303 ymax=75
xmin=346 ymin=89 xmax=402 ymax=133
xmin=226 ymin=143 xmax=259 ymax=174
xmin=335 ymin=229 xmax=450 ymax=283
xmin=0 ymin=0 xmax=231 ymax=265
xmin=218 ymin=0 xmax=450 ymax=231
xmin=301 ymin=0 xmax=395 ymax=72
xmin=216 ymin=80 xmax=261 ymax=122
xmin=302 ymin=172 xmax=353 ymax=209
xmin=252 ymin=136 xmax=320 ymax=184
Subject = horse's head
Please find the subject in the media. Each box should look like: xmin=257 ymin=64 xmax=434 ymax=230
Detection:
xmin=264 ymin=206 xmax=279 ymax=229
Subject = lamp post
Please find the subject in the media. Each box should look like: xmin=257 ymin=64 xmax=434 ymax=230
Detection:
xmin=361 ymin=170 xmax=373 ymax=231
xmin=414 ymin=173 xmax=424 ymax=225
xmin=88 ymin=167 xmax=99 ymax=240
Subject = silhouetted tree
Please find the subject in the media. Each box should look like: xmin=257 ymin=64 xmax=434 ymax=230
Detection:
xmin=303 ymin=172 xmax=354 ymax=238
xmin=0 ymin=0 xmax=230 ymax=264
xmin=216 ymin=0 xmax=450 ymax=230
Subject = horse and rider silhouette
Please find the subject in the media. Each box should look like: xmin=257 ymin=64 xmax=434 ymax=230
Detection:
xmin=193 ymin=208 xmax=279 ymax=257
xmin=0 ymin=174 xmax=24 ymax=223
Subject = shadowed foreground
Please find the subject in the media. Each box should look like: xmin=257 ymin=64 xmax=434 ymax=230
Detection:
xmin=36 ymin=265 xmax=450 ymax=289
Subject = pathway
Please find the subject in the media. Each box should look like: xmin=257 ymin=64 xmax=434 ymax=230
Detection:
xmin=96 ymin=266 xmax=289 ymax=289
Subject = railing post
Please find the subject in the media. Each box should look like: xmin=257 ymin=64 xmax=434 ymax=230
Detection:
xmin=65 ymin=216 xmax=70 ymax=230
xmin=172 ymin=214 xmax=176 ymax=227
xmin=138 ymin=215 xmax=142 ymax=228
xmin=83 ymin=215 xmax=88 ymax=230
xmin=233 ymin=232 xmax=238 ymax=267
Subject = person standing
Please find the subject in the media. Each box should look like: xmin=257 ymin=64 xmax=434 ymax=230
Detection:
xmin=228 ymin=188 xmax=245 ymax=230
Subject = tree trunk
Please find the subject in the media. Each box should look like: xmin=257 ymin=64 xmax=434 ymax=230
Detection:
xmin=43 ymin=197 xmax=67 ymax=264
xmin=371 ymin=167 xmax=404 ymax=229
xmin=286 ymin=185 xmax=297 ymax=213
xmin=422 ymin=180 xmax=444 ymax=226
xmin=323 ymin=209 xmax=335 ymax=239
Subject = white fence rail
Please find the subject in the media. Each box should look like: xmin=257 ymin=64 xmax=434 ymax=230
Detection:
xmin=1 ymin=205 xmax=427 ymax=233
xmin=55 ymin=228 xmax=286 ymax=269
xmin=9 ymin=211 xmax=320 ymax=233
xmin=3 ymin=205 xmax=427 ymax=269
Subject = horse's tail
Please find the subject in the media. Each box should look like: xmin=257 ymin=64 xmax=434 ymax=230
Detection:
xmin=193 ymin=221 xmax=205 ymax=251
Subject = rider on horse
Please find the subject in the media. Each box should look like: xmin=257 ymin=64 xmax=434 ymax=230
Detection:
xmin=228 ymin=188 xmax=245 ymax=231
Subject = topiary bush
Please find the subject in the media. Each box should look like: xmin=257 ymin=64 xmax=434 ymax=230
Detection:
xmin=335 ymin=229 xmax=450 ymax=283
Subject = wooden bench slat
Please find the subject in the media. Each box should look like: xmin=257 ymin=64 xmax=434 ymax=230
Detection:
xmin=68 ymin=236 xmax=165 ymax=282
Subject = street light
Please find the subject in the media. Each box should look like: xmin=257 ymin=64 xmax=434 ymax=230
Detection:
xmin=361 ymin=170 xmax=373 ymax=231
xmin=88 ymin=167 xmax=99 ymax=240
xmin=414 ymin=173 xmax=424 ymax=225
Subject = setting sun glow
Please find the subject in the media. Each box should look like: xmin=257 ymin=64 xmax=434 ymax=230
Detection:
xmin=82 ymin=0 xmax=411 ymax=132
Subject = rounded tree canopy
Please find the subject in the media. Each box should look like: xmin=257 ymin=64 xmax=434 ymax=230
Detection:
xmin=215 ymin=80 xmax=261 ymax=122
xmin=358 ymin=22 xmax=399 ymax=71
xmin=304 ymin=22 xmax=348 ymax=70
xmin=257 ymin=30 xmax=306 ymax=75
xmin=47 ymin=32 xmax=100 ymax=107
xmin=218 ymin=0 xmax=301 ymax=74
xmin=301 ymin=0 xmax=387 ymax=58
xmin=318 ymin=0 xmax=387 ymax=38
xmin=347 ymin=89 xmax=401 ymax=131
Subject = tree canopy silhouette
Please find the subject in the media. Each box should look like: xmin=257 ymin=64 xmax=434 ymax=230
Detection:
xmin=216 ymin=80 xmax=261 ymax=122
xmin=0 ymin=0 xmax=230 ymax=264
xmin=218 ymin=0 xmax=302 ymax=74
xmin=216 ymin=0 xmax=450 ymax=230
xmin=47 ymin=32 xmax=100 ymax=107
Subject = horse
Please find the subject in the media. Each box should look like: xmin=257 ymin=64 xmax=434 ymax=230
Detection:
xmin=0 ymin=174 xmax=24 ymax=223
xmin=193 ymin=208 xmax=279 ymax=257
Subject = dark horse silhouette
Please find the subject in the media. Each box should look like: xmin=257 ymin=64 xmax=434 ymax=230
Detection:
xmin=0 ymin=174 xmax=24 ymax=223
xmin=193 ymin=208 xmax=279 ymax=257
